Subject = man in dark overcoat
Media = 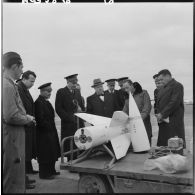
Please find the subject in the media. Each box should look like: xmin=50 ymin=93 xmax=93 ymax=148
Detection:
xmin=104 ymin=79 xmax=120 ymax=117
xmin=17 ymin=70 xmax=38 ymax=189
xmin=35 ymin=83 xmax=61 ymax=179
xmin=153 ymin=73 xmax=164 ymax=114
xmin=3 ymin=52 xmax=35 ymax=193
xmin=55 ymin=74 xmax=85 ymax=159
xmin=117 ymin=77 xmax=129 ymax=110
xmin=156 ymin=69 xmax=186 ymax=147
xmin=86 ymin=78 xmax=107 ymax=116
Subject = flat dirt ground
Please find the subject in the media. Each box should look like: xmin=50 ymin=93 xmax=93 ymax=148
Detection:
xmin=27 ymin=104 xmax=193 ymax=193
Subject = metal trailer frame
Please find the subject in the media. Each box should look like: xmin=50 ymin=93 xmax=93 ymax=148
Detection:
xmin=60 ymin=135 xmax=193 ymax=193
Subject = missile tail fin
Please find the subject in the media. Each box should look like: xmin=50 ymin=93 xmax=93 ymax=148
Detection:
xmin=110 ymin=134 xmax=131 ymax=160
xmin=109 ymin=111 xmax=129 ymax=127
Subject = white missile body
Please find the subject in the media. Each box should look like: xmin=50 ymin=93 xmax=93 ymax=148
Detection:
xmin=74 ymin=92 xmax=150 ymax=160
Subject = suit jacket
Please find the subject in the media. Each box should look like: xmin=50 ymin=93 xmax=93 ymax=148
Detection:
xmin=86 ymin=93 xmax=107 ymax=117
xmin=3 ymin=74 xmax=30 ymax=193
xmin=55 ymin=86 xmax=85 ymax=139
xmin=17 ymin=81 xmax=37 ymax=160
xmin=104 ymin=90 xmax=120 ymax=117
xmin=156 ymin=79 xmax=185 ymax=146
xmin=35 ymin=95 xmax=60 ymax=163
xmin=123 ymin=90 xmax=152 ymax=138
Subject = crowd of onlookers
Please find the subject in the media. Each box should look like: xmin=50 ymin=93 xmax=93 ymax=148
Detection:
xmin=3 ymin=51 xmax=185 ymax=193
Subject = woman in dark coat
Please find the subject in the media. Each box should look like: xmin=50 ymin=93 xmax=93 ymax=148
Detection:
xmin=123 ymin=81 xmax=152 ymax=145
xmin=35 ymin=83 xmax=60 ymax=179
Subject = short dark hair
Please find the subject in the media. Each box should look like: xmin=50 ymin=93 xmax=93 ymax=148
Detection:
xmin=22 ymin=70 xmax=36 ymax=80
xmin=2 ymin=52 xmax=22 ymax=69
xmin=153 ymin=74 xmax=159 ymax=79
xmin=158 ymin=69 xmax=172 ymax=77
xmin=133 ymin=82 xmax=143 ymax=95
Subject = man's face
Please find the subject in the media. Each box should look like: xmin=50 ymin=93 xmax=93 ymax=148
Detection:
xmin=23 ymin=74 xmax=36 ymax=89
xmin=118 ymin=81 xmax=123 ymax=88
xmin=107 ymin=83 xmax=115 ymax=91
xmin=158 ymin=74 xmax=169 ymax=86
xmin=123 ymin=82 xmax=133 ymax=94
xmin=154 ymin=76 xmax=163 ymax=88
xmin=13 ymin=63 xmax=23 ymax=80
xmin=68 ymin=78 xmax=78 ymax=90
xmin=42 ymin=86 xmax=52 ymax=99
xmin=94 ymin=85 xmax=104 ymax=95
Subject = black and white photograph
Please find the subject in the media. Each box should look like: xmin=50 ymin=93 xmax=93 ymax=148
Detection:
xmin=2 ymin=1 xmax=193 ymax=193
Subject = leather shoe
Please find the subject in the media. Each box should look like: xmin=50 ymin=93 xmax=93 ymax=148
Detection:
xmin=26 ymin=184 xmax=35 ymax=190
xmin=52 ymin=171 xmax=60 ymax=175
xmin=27 ymin=170 xmax=39 ymax=174
xmin=39 ymin=175 xmax=54 ymax=180
xmin=27 ymin=179 xmax=36 ymax=184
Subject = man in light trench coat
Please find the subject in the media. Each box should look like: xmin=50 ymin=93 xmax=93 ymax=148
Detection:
xmin=3 ymin=52 xmax=35 ymax=193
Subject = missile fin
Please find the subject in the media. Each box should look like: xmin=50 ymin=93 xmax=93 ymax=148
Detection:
xmin=109 ymin=111 xmax=129 ymax=127
xmin=110 ymin=133 xmax=131 ymax=160
xmin=75 ymin=113 xmax=111 ymax=126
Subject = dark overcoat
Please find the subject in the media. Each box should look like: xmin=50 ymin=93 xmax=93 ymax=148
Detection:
xmin=55 ymin=86 xmax=85 ymax=140
xmin=153 ymin=88 xmax=159 ymax=114
xmin=35 ymin=95 xmax=60 ymax=163
xmin=117 ymin=89 xmax=129 ymax=110
xmin=3 ymin=74 xmax=31 ymax=193
xmin=123 ymin=90 xmax=152 ymax=143
xmin=104 ymin=90 xmax=120 ymax=117
xmin=17 ymin=81 xmax=37 ymax=160
xmin=86 ymin=93 xmax=107 ymax=116
xmin=156 ymin=79 xmax=185 ymax=147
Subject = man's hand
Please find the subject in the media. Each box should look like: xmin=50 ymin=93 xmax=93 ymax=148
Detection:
xmin=155 ymin=113 xmax=163 ymax=123
xmin=26 ymin=115 xmax=36 ymax=126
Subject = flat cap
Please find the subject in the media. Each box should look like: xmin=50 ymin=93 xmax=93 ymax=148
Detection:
xmin=153 ymin=74 xmax=159 ymax=79
xmin=105 ymin=79 xmax=116 ymax=83
xmin=117 ymin=77 xmax=129 ymax=82
xmin=158 ymin=69 xmax=172 ymax=76
xmin=38 ymin=82 xmax=52 ymax=89
xmin=64 ymin=74 xmax=78 ymax=80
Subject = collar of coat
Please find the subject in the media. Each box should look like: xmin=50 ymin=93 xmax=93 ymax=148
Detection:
xmin=163 ymin=78 xmax=175 ymax=88
xmin=3 ymin=73 xmax=16 ymax=85
xmin=17 ymin=80 xmax=28 ymax=91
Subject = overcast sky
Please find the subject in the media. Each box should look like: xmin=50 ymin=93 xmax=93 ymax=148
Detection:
xmin=3 ymin=3 xmax=193 ymax=106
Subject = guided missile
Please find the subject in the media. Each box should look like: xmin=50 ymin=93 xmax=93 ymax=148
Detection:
xmin=74 ymin=92 xmax=150 ymax=160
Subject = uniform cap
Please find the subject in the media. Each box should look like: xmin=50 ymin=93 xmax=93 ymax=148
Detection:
xmin=64 ymin=74 xmax=78 ymax=80
xmin=38 ymin=82 xmax=52 ymax=89
xmin=117 ymin=77 xmax=129 ymax=82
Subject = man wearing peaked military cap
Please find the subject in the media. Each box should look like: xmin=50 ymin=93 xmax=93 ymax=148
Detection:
xmin=35 ymin=82 xmax=61 ymax=179
xmin=55 ymin=74 xmax=85 ymax=161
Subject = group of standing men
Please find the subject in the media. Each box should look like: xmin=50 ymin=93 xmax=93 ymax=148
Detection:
xmin=3 ymin=51 xmax=186 ymax=193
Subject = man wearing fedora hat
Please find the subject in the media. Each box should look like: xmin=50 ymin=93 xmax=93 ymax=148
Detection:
xmin=55 ymin=74 xmax=85 ymax=160
xmin=104 ymin=79 xmax=120 ymax=117
xmin=86 ymin=78 xmax=107 ymax=117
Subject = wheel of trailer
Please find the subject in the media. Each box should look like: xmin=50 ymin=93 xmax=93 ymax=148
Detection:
xmin=78 ymin=174 xmax=109 ymax=193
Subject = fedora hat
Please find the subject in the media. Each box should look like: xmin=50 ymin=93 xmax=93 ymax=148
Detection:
xmin=91 ymin=78 xmax=104 ymax=88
